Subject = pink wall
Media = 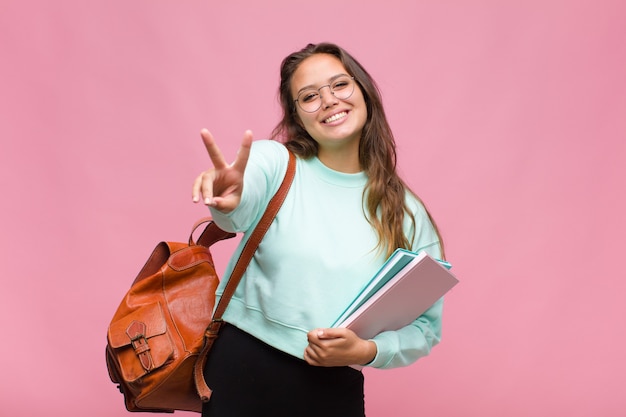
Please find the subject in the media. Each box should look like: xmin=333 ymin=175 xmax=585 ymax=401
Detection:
xmin=1 ymin=1 xmax=625 ymax=415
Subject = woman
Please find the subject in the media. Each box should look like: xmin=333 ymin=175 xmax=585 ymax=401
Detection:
xmin=192 ymin=42 xmax=445 ymax=417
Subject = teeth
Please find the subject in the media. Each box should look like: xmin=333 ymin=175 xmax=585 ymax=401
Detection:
xmin=324 ymin=112 xmax=347 ymax=123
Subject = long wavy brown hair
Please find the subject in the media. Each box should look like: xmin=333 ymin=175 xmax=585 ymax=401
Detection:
xmin=271 ymin=42 xmax=445 ymax=259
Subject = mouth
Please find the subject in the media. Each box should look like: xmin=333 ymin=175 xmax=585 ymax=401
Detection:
xmin=323 ymin=111 xmax=348 ymax=124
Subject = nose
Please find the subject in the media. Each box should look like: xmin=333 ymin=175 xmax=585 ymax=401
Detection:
xmin=319 ymin=85 xmax=338 ymax=109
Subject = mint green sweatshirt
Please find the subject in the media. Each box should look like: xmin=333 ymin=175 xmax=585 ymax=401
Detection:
xmin=210 ymin=140 xmax=443 ymax=369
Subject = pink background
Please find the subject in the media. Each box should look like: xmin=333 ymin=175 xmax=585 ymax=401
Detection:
xmin=1 ymin=1 xmax=625 ymax=415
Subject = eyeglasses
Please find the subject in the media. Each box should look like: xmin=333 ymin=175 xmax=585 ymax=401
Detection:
xmin=293 ymin=76 xmax=356 ymax=113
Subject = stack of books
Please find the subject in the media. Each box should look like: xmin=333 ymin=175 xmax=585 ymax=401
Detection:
xmin=332 ymin=249 xmax=459 ymax=340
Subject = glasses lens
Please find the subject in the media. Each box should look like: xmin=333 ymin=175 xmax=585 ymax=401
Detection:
xmin=331 ymin=76 xmax=355 ymax=100
xmin=297 ymin=90 xmax=321 ymax=113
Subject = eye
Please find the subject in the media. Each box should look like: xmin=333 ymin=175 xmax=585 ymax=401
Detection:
xmin=300 ymin=91 xmax=319 ymax=103
xmin=332 ymin=79 xmax=350 ymax=90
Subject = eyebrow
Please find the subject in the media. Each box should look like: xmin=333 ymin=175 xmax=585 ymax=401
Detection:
xmin=296 ymin=73 xmax=350 ymax=95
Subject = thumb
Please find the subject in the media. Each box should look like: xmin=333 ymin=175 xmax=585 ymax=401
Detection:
xmin=315 ymin=328 xmax=343 ymax=339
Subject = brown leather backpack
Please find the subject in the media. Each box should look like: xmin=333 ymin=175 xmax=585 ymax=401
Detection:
xmin=106 ymin=151 xmax=295 ymax=412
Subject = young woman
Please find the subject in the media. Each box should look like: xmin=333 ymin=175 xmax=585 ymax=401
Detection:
xmin=192 ymin=42 xmax=445 ymax=417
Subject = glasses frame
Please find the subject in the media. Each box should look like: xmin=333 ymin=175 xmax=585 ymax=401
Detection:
xmin=293 ymin=76 xmax=356 ymax=113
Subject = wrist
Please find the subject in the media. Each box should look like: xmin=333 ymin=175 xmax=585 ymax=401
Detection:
xmin=360 ymin=340 xmax=377 ymax=365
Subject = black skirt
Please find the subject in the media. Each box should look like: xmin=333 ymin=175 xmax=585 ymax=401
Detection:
xmin=202 ymin=324 xmax=366 ymax=417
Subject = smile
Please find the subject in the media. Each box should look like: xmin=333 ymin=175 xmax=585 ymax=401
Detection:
xmin=323 ymin=111 xmax=348 ymax=124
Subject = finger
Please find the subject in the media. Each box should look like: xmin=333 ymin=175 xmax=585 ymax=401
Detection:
xmin=192 ymin=173 xmax=203 ymax=203
xmin=193 ymin=170 xmax=216 ymax=206
xmin=231 ymin=130 xmax=253 ymax=172
xmin=304 ymin=345 xmax=323 ymax=366
xmin=303 ymin=347 xmax=318 ymax=366
xmin=191 ymin=171 xmax=213 ymax=203
xmin=201 ymin=170 xmax=217 ymax=205
xmin=200 ymin=129 xmax=229 ymax=169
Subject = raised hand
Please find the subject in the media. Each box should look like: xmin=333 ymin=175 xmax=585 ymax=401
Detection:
xmin=192 ymin=129 xmax=252 ymax=213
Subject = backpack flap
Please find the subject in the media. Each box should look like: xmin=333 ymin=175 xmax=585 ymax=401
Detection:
xmin=107 ymin=302 xmax=174 ymax=383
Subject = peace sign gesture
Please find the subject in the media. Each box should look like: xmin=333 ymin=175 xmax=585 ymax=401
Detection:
xmin=192 ymin=129 xmax=252 ymax=213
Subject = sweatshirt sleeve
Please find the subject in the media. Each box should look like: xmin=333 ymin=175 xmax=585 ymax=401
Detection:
xmin=366 ymin=197 xmax=445 ymax=369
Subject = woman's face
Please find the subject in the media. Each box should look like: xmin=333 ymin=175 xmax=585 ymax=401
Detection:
xmin=290 ymin=53 xmax=367 ymax=156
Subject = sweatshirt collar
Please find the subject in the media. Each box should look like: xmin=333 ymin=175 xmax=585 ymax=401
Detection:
xmin=306 ymin=156 xmax=368 ymax=188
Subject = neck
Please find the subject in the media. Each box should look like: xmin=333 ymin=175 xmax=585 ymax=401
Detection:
xmin=317 ymin=145 xmax=361 ymax=173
